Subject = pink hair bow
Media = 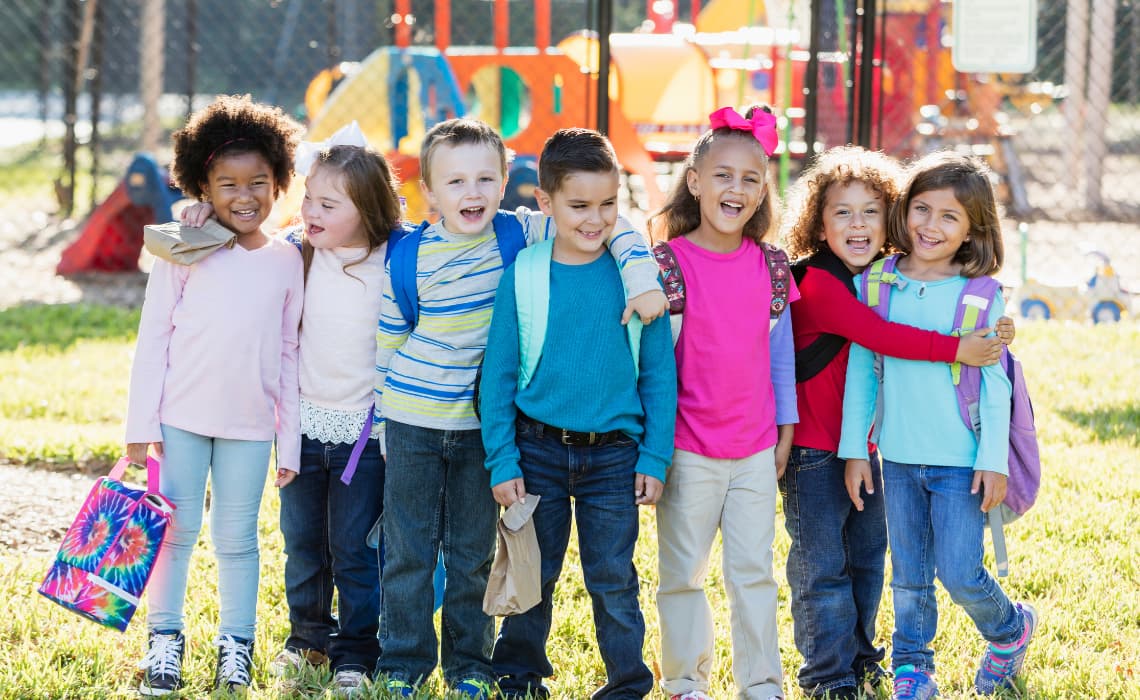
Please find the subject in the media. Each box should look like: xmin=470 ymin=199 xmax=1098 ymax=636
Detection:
xmin=708 ymin=106 xmax=778 ymax=156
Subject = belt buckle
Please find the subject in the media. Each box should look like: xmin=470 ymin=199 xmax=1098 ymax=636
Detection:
xmin=560 ymin=430 xmax=575 ymax=446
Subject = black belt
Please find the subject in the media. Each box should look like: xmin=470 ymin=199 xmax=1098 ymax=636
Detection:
xmin=518 ymin=416 xmax=627 ymax=447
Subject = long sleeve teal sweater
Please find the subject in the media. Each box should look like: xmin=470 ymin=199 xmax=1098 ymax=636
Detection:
xmin=480 ymin=255 xmax=677 ymax=487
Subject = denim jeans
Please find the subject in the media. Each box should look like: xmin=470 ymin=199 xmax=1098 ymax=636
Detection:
xmin=377 ymin=421 xmax=498 ymax=686
xmin=279 ymin=434 xmax=384 ymax=672
xmin=780 ymin=447 xmax=887 ymax=696
xmin=492 ymin=421 xmax=652 ymax=700
xmin=882 ymin=460 xmax=1024 ymax=672
xmin=146 ymin=424 xmax=271 ymax=639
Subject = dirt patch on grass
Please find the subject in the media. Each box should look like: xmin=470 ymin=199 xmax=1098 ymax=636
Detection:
xmin=0 ymin=463 xmax=97 ymax=556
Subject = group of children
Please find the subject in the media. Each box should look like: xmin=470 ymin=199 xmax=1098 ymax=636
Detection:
xmin=122 ymin=93 xmax=1036 ymax=700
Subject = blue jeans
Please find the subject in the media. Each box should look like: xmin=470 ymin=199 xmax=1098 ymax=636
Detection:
xmin=492 ymin=421 xmax=652 ymax=700
xmin=780 ymin=447 xmax=887 ymax=696
xmin=882 ymin=460 xmax=1024 ymax=672
xmin=146 ymin=424 xmax=271 ymax=639
xmin=279 ymin=435 xmax=384 ymax=672
xmin=377 ymin=421 xmax=498 ymax=686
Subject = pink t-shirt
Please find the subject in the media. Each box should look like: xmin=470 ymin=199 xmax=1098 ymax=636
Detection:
xmin=671 ymin=236 xmax=800 ymax=458
xmin=125 ymin=236 xmax=304 ymax=471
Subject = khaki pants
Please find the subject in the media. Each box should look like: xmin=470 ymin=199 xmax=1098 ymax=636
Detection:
xmin=656 ymin=447 xmax=784 ymax=700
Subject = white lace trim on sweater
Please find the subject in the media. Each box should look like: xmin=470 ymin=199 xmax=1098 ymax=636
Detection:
xmin=300 ymin=399 xmax=374 ymax=445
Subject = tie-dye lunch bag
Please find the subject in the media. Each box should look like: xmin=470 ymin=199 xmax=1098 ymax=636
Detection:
xmin=38 ymin=456 xmax=174 ymax=631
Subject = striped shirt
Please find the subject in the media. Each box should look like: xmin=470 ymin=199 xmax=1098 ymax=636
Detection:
xmin=374 ymin=207 xmax=661 ymax=431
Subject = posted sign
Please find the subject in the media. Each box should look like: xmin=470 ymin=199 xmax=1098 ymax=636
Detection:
xmin=952 ymin=0 xmax=1038 ymax=73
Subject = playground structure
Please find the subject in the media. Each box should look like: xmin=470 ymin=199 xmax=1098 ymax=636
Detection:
xmin=57 ymin=0 xmax=1036 ymax=272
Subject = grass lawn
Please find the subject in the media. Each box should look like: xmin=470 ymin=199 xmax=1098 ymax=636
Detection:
xmin=0 ymin=307 xmax=1137 ymax=698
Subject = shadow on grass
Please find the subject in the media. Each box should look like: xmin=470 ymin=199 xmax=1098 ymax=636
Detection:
xmin=0 ymin=302 xmax=139 ymax=352
xmin=1058 ymin=403 xmax=1140 ymax=446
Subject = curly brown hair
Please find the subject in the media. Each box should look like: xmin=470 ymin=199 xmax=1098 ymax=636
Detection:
xmin=648 ymin=105 xmax=777 ymax=244
xmin=171 ymin=94 xmax=304 ymax=200
xmin=887 ymin=150 xmax=1004 ymax=278
xmin=780 ymin=146 xmax=903 ymax=261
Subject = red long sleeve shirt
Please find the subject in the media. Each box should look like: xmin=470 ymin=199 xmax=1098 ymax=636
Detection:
xmin=791 ymin=265 xmax=959 ymax=451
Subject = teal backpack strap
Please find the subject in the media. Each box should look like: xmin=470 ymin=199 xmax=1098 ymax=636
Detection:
xmin=514 ymin=238 xmax=643 ymax=391
xmin=514 ymin=239 xmax=554 ymax=391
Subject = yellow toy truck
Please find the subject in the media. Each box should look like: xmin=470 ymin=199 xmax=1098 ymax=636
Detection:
xmin=1013 ymin=250 xmax=1131 ymax=323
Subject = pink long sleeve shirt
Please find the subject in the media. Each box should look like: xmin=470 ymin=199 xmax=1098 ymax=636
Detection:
xmin=125 ymin=237 xmax=304 ymax=471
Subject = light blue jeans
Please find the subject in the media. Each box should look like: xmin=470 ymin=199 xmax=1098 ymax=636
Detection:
xmin=882 ymin=460 xmax=1023 ymax=673
xmin=145 ymin=424 xmax=272 ymax=639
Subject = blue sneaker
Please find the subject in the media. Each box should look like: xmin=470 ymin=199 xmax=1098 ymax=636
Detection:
xmin=452 ymin=678 xmax=496 ymax=699
xmin=385 ymin=678 xmax=416 ymax=697
xmin=892 ymin=665 xmax=938 ymax=700
xmin=975 ymin=602 xmax=1038 ymax=694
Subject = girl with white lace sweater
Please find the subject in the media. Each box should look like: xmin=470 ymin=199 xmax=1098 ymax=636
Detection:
xmin=276 ymin=141 xmax=403 ymax=692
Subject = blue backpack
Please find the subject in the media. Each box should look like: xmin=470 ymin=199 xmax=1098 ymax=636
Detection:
xmin=387 ymin=210 xmax=528 ymax=328
xmin=860 ymin=255 xmax=1042 ymax=576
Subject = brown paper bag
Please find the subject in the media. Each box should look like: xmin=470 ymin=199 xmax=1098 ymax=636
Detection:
xmin=483 ymin=495 xmax=542 ymax=617
xmin=144 ymin=219 xmax=236 ymax=265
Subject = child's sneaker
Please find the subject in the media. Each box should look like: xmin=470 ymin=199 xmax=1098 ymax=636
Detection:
xmin=270 ymin=646 xmax=329 ymax=676
xmin=214 ymin=634 xmax=255 ymax=691
xmin=892 ymin=665 xmax=938 ymax=700
xmin=670 ymin=693 xmax=713 ymax=700
xmin=975 ymin=602 xmax=1038 ymax=694
xmin=138 ymin=630 xmax=185 ymax=696
xmin=384 ymin=678 xmax=416 ymax=697
xmin=332 ymin=668 xmax=368 ymax=695
xmin=453 ymin=678 xmax=496 ymax=698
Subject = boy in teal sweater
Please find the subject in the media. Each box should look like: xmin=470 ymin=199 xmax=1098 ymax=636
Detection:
xmin=479 ymin=128 xmax=677 ymax=699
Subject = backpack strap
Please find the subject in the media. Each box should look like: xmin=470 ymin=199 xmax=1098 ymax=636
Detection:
xmin=514 ymin=238 xmax=642 ymax=391
xmin=652 ymin=241 xmax=686 ymax=346
xmin=860 ymin=255 xmax=900 ymax=444
xmin=761 ymin=243 xmax=791 ymax=330
xmin=514 ymin=240 xmax=554 ymax=390
xmin=492 ymin=210 xmax=527 ymax=268
xmin=284 ymin=226 xmax=304 ymax=253
xmin=389 ymin=220 xmax=431 ymax=328
xmin=951 ymin=276 xmax=1002 ymax=432
xmin=790 ymin=249 xmax=861 ymax=383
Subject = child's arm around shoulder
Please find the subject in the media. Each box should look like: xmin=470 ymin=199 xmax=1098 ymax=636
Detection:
xmin=514 ymin=207 xmax=667 ymax=322
xmin=481 ymin=265 xmax=527 ymax=506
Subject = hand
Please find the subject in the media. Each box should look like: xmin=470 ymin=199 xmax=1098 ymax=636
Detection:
xmin=622 ymin=289 xmax=669 ymax=325
xmin=774 ymin=425 xmax=794 ymax=479
xmin=956 ymin=329 xmax=1003 ymax=367
xmin=995 ymin=315 xmax=1016 ymax=345
xmin=972 ymin=469 xmax=1008 ymax=512
xmin=635 ymin=474 xmax=664 ymax=505
xmin=126 ymin=441 xmax=161 ymax=466
xmin=492 ymin=478 xmax=526 ymax=507
xmin=377 ymin=422 xmax=387 ymax=458
xmin=180 ymin=201 xmax=215 ymax=227
xmin=845 ymin=459 xmax=874 ymax=511
xmin=275 ymin=469 xmax=297 ymax=488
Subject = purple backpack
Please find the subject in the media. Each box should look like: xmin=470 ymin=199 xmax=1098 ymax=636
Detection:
xmin=861 ymin=255 xmax=1042 ymax=576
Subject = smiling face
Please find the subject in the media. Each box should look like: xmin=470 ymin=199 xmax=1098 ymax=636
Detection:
xmin=905 ymin=186 xmax=970 ymax=273
xmin=202 ymin=151 xmax=276 ymax=238
xmin=686 ymin=138 xmax=768 ymax=245
xmin=537 ymin=169 xmax=620 ymax=265
xmin=820 ymin=180 xmax=887 ymax=273
xmin=422 ymin=142 xmax=506 ymax=235
xmin=301 ymin=165 xmax=367 ymax=249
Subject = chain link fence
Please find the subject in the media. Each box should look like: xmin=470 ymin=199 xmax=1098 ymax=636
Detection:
xmin=1 ymin=0 xmax=1136 ymax=319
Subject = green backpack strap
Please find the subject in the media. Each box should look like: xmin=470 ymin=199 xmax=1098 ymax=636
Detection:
xmin=513 ymin=239 xmax=642 ymax=391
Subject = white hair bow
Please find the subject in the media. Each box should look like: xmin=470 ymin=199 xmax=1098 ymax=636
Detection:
xmin=294 ymin=121 xmax=369 ymax=176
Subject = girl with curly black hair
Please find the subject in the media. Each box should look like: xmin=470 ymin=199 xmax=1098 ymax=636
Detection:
xmin=125 ymin=94 xmax=305 ymax=695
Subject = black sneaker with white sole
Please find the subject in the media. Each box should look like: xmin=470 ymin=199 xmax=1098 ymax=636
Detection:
xmin=138 ymin=629 xmax=185 ymax=696
xmin=214 ymin=634 xmax=255 ymax=691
